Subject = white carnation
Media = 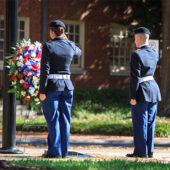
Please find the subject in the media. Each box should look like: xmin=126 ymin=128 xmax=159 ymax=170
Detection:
xmin=33 ymin=77 xmax=39 ymax=84
xmin=21 ymin=91 xmax=26 ymax=96
xmin=34 ymin=41 xmax=41 ymax=47
xmin=34 ymin=98 xmax=39 ymax=102
xmin=20 ymin=80 xmax=24 ymax=84
xmin=31 ymin=51 xmax=36 ymax=57
xmin=17 ymin=61 xmax=22 ymax=67
xmin=18 ymin=55 xmax=24 ymax=61
xmin=12 ymin=81 xmax=16 ymax=85
xmin=25 ymin=61 xmax=31 ymax=66
xmin=29 ymin=45 xmax=34 ymax=50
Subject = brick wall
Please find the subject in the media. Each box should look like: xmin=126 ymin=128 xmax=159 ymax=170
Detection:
xmin=0 ymin=0 xmax=42 ymax=88
xmin=48 ymin=0 xmax=130 ymax=89
xmin=18 ymin=0 xmax=42 ymax=42
xmin=0 ymin=0 xmax=133 ymax=89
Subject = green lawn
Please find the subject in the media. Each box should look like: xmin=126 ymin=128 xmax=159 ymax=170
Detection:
xmin=10 ymin=159 xmax=170 ymax=170
xmin=15 ymin=89 xmax=170 ymax=137
xmin=16 ymin=114 xmax=170 ymax=137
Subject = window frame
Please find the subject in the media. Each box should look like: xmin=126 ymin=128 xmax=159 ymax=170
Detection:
xmin=110 ymin=23 xmax=135 ymax=76
xmin=62 ymin=20 xmax=85 ymax=74
xmin=0 ymin=15 xmax=4 ymax=69
xmin=18 ymin=17 xmax=30 ymax=41
xmin=0 ymin=16 xmax=30 ymax=70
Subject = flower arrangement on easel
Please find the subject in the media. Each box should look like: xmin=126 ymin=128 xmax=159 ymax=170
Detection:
xmin=6 ymin=39 xmax=42 ymax=112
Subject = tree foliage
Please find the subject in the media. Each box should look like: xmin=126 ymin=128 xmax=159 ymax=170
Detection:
xmin=110 ymin=0 xmax=162 ymax=39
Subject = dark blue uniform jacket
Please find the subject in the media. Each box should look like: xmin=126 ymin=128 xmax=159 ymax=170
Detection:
xmin=40 ymin=37 xmax=81 ymax=94
xmin=130 ymin=45 xmax=161 ymax=102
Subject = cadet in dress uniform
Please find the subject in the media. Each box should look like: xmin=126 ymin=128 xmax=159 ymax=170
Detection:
xmin=39 ymin=20 xmax=81 ymax=158
xmin=126 ymin=27 xmax=161 ymax=158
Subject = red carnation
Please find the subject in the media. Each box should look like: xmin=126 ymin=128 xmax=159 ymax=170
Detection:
xmin=24 ymin=46 xmax=30 ymax=51
xmin=11 ymin=57 xmax=15 ymax=62
xmin=24 ymin=53 xmax=31 ymax=59
xmin=33 ymin=63 xmax=39 ymax=69
xmin=36 ymin=53 xmax=41 ymax=59
xmin=17 ymin=50 xmax=23 ymax=55
xmin=23 ymin=71 xmax=29 ymax=75
xmin=24 ymin=58 xmax=28 ymax=63
xmin=28 ymin=53 xmax=31 ymax=58
xmin=17 ymin=46 xmax=21 ymax=50
xmin=23 ymin=82 xmax=29 ymax=88
xmin=24 ymin=96 xmax=30 ymax=101
xmin=30 ymin=67 xmax=36 ymax=71
xmin=28 ymin=75 xmax=33 ymax=80
xmin=17 ymin=55 xmax=22 ymax=58
xmin=18 ymin=74 xmax=23 ymax=79
xmin=11 ymin=75 xmax=17 ymax=81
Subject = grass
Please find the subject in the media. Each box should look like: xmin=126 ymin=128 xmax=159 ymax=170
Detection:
xmin=72 ymin=88 xmax=130 ymax=117
xmin=10 ymin=159 xmax=170 ymax=170
xmin=14 ymin=88 xmax=170 ymax=137
xmin=16 ymin=115 xmax=170 ymax=137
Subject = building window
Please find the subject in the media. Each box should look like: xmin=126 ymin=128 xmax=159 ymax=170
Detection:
xmin=18 ymin=17 xmax=30 ymax=41
xmin=110 ymin=23 xmax=135 ymax=75
xmin=63 ymin=20 xmax=85 ymax=72
xmin=0 ymin=16 xmax=4 ymax=61
xmin=0 ymin=16 xmax=30 ymax=69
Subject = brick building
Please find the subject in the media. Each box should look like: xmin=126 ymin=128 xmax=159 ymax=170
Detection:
xmin=0 ymin=0 xmax=137 ymax=89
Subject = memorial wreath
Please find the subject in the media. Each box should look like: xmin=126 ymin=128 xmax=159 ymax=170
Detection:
xmin=6 ymin=39 xmax=42 ymax=112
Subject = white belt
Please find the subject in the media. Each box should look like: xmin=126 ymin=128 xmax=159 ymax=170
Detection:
xmin=139 ymin=76 xmax=154 ymax=83
xmin=48 ymin=74 xmax=70 ymax=80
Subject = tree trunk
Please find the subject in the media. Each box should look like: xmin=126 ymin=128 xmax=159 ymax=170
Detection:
xmin=159 ymin=0 xmax=170 ymax=116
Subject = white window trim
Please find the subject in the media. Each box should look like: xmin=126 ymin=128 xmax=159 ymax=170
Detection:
xmin=0 ymin=15 xmax=4 ymax=70
xmin=18 ymin=17 xmax=30 ymax=40
xmin=110 ymin=23 xmax=134 ymax=76
xmin=62 ymin=20 xmax=85 ymax=74
xmin=0 ymin=16 xmax=30 ymax=70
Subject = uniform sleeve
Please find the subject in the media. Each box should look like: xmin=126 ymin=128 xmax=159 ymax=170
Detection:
xmin=74 ymin=45 xmax=82 ymax=57
xmin=39 ymin=43 xmax=50 ymax=94
xmin=68 ymin=41 xmax=82 ymax=57
xmin=130 ymin=52 xmax=141 ymax=99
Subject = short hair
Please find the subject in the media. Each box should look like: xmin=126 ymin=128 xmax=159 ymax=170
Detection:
xmin=136 ymin=33 xmax=149 ymax=42
xmin=50 ymin=26 xmax=65 ymax=36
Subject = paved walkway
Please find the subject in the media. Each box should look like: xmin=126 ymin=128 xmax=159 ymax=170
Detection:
xmin=0 ymin=132 xmax=170 ymax=163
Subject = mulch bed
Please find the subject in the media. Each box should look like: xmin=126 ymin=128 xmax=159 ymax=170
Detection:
xmin=0 ymin=160 xmax=53 ymax=170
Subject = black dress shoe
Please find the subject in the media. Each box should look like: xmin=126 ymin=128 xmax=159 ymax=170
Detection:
xmin=126 ymin=153 xmax=148 ymax=158
xmin=62 ymin=155 xmax=67 ymax=158
xmin=126 ymin=153 xmax=137 ymax=157
xmin=42 ymin=154 xmax=61 ymax=158
xmin=148 ymin=152 xmax=153 ymax=158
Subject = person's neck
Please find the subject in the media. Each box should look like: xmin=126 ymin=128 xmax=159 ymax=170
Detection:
xmin=51 ymin=35 xmax=62 ymax=39
xmin=140 ymin=42 xmax=149 ymax=47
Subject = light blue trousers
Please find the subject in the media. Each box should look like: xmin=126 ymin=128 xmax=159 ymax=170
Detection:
xmin=42 ymin=90 xmax=73 ymax=156
xmin=131 ymin=101 xmax=157 ymax=155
